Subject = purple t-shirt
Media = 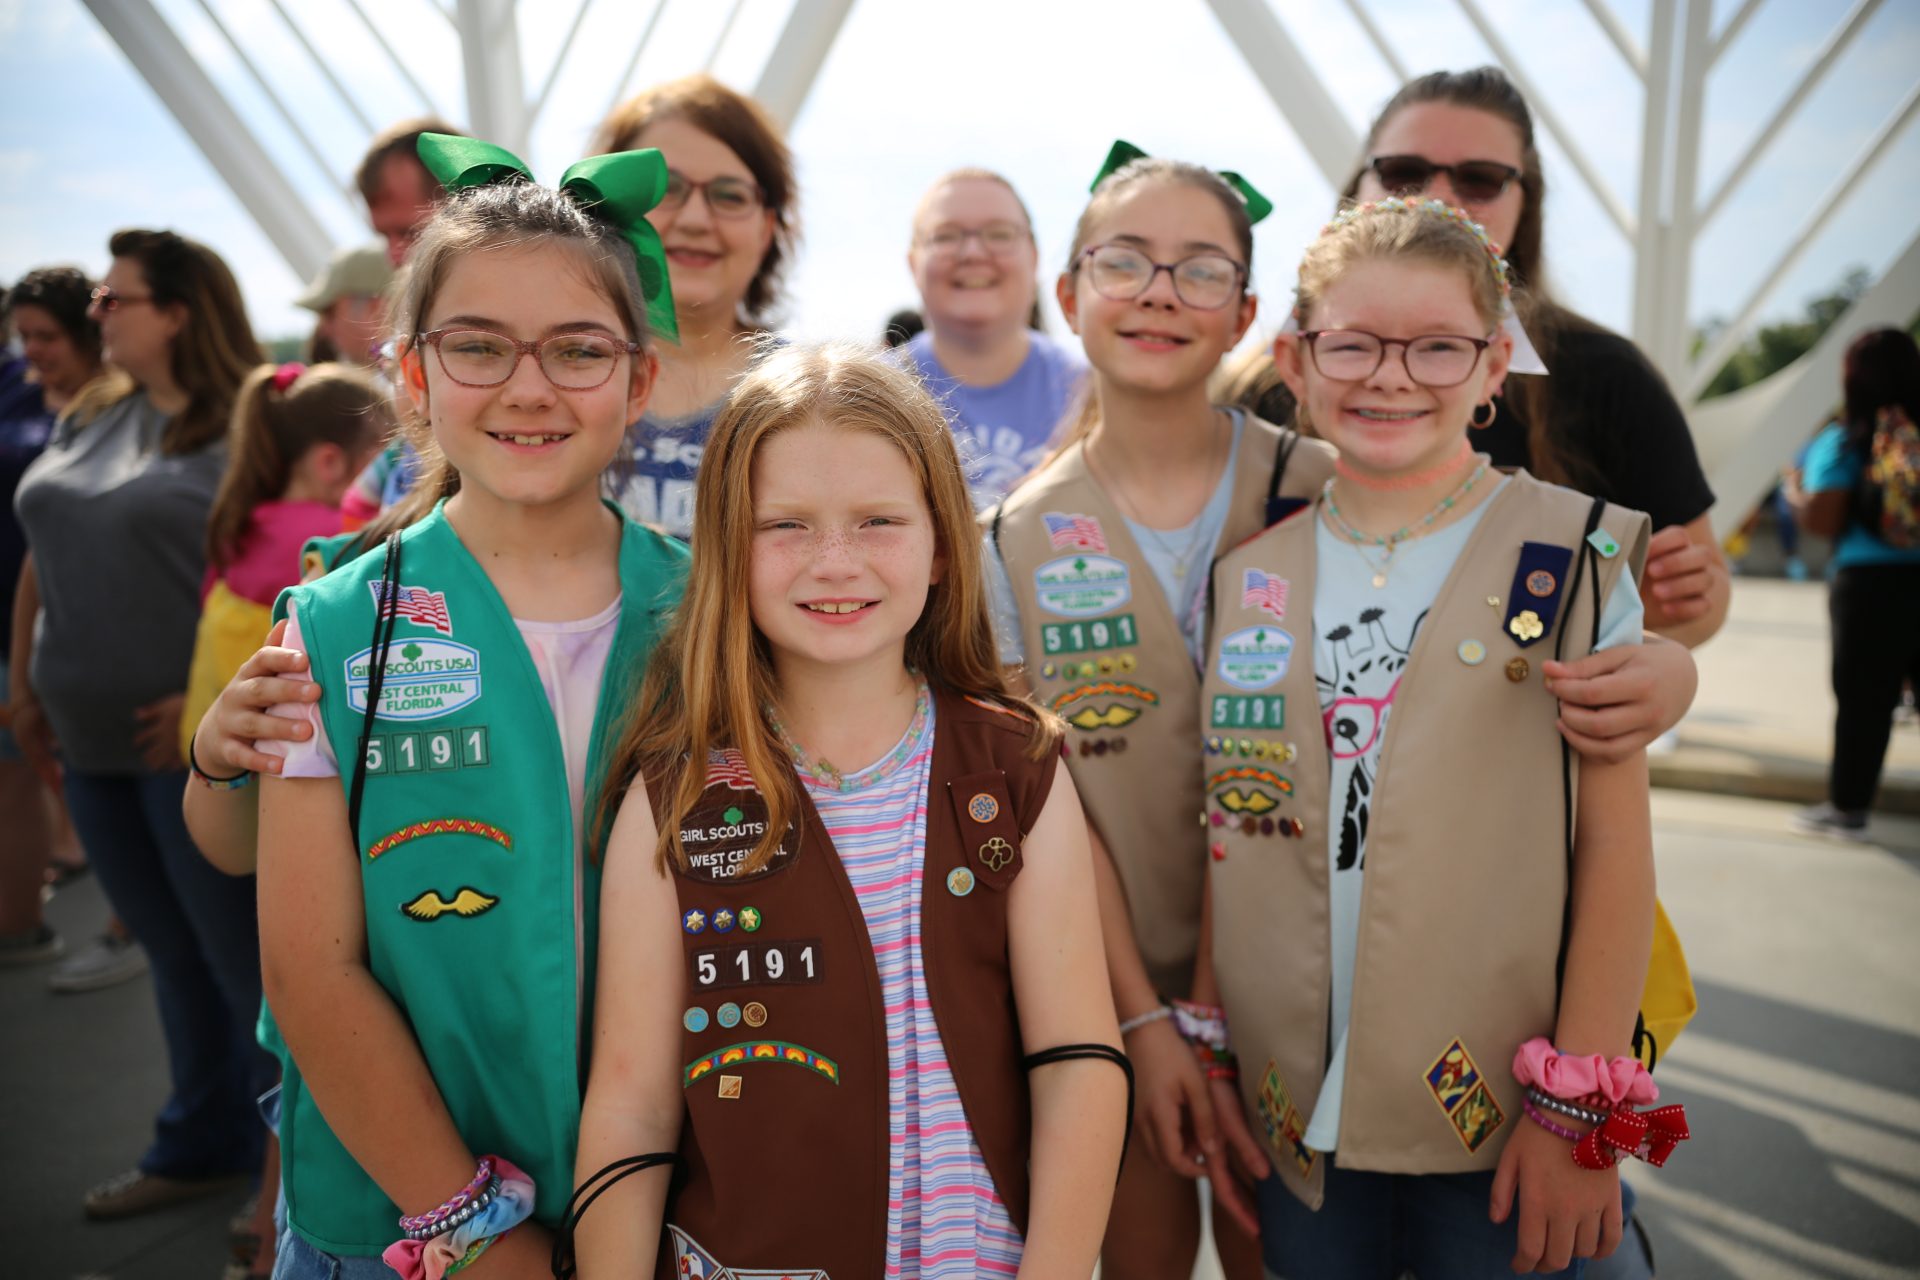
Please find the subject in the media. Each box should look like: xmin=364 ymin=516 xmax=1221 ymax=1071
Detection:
xmin=903 ymin=331 xmax=1086 ymax=511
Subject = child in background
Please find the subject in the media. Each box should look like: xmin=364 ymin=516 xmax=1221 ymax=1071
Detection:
xmin=572 ymin=344 xmax=1127 ymax=1279
xmin=180 ymin=362 xmax=389 ymax=765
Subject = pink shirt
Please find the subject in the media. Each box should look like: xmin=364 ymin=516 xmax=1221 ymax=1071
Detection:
xmin=264 ymin=595 xmax=623 ymax=856
xmin=203 ymin=500 xmax=344 ymax=606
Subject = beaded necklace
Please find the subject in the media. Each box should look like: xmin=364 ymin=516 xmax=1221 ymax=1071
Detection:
xmin=1319 ymin=457 xmax=1489 ymax=588
xmin=768 ymin=679 xmax=932 ymax=794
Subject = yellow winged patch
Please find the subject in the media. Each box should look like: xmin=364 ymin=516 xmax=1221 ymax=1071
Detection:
xmin=1215 ymin=787 xmax=1279 ymax=815
xmin=400 ymin=887 xmax=499 ymax=921
xmin=1065 ymin=704 xmax=1142 ymax=731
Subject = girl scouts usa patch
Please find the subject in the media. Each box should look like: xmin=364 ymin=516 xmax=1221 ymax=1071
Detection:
xmin=678 ymin=786 xmax=795 ymax=884
xmin=1034 ymin=554 xmax=1131 ymax=617
xmin=345 ymin=639 xmax=482 ymax=721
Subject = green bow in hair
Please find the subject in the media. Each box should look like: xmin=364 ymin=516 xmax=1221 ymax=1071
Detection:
xmin=1090 ymin=139 xmax=1274 ymax=226
xmin=415 ymin=132 xmax=679 ymax=342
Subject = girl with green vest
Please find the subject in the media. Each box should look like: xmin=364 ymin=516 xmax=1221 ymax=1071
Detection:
xmin=190 ymin=138 xmax=691 ymax=1278
xmin=571 ymin=345 xmax=1129 ymax=1278
xmin=1194 ymin=199 xmax=1672 ymax=1278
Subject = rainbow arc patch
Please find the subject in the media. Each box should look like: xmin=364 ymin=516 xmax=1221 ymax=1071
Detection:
xmin=367 ymin=818 xmax=512 ymax=860
xmin=683 ymin=1040 xmax=839 ymax=1087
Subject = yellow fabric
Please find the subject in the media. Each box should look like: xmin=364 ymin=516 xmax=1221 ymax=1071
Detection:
xmin=1637 ymin=899 xmax=1697 ymax=1070
xmin=180 ymin=579 xmax=276 ymax=762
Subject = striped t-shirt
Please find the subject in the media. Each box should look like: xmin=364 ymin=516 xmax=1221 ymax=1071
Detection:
xmin=801 ymin=695 xmax=1023 ymax=1276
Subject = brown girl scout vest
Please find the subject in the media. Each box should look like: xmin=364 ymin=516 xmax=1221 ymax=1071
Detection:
xmin=655 ymin=689 xmax=1058 ymax=1277
xmin=990 ymin=416 xmax=1335 ymax=995
xmin=1201 ymin=471 xmax=1649 ymax=1209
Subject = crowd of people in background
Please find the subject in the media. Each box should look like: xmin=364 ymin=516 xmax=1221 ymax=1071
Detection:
xmin=1 ymin=55 xmax=1907 ymax=1280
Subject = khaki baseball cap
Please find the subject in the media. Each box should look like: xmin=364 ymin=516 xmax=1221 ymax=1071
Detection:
xmin=295 ymin=243 xmax=394 ymax=311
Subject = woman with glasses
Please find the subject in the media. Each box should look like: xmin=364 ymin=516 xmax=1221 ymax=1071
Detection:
xmin=986 ymin=148 xmax=1336 ymax=1280
xmin=590 ymin=74 xmax=797 ymax=539
xmin=1359 ymin=68 xmax=1726 ymax=654
xmin=901 ymin=168 xmax=1086 ymax=511
xmin=12 ymin=230 xmax=274 ymax=1219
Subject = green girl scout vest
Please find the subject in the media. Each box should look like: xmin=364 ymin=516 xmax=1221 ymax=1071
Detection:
xmin=271 ymin=501 xmax=688 ymax=1253
xmin=1201 ymin=472 xmax=1648 ymax=1208
xmin=989 ymin=417 xmax=1335 ymax=995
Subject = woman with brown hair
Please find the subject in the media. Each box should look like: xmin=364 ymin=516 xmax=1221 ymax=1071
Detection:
xmin=11 ymin=229 xmax=273 ymax=1218
xmin=592 ymin=73 xmax=799 ymax=538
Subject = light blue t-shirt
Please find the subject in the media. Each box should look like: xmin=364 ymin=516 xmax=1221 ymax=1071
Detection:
xmin=905 ymin=331 xmax=1087 ymax=512
xmin=1302 ymin=477 xmax=1644 ymax=1152
xmin=1801 ymin=422 xmax=1920 ymax=570
xmin=986 ymin=412 xmax=1244 ymax=668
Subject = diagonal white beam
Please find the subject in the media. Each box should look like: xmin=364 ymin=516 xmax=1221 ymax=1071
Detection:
xmin=1201 ymin=0 xmax=1360 ymax=189
xmin=752 ymin=0 xmax=857 ymax=128
xmin=604 ymin=0 xmax=672 ymax=126
xmin=192 ymin=0 xmax=352 ymax=202
xmin=1686 ymin=76 xmax=1920 ymax=402
xmin=79 ymin=0 xmax=333 ymax=282
xmin=1653 ymin=0 xmax=1713 ymax=383
xmin=1710 ymin=0 xmax=1766 ymax=63
xmin=705 ymin=0 xmax=748 ymax=73
xmin=1340 ymin=0 xmax=1410 ymax=85
xmin=344 ymin=0 xmax=441 ymax=117
xmin=266 ymin=0 xmax=376 ymax=135
xmin=1455 ymin=0 xmax=1636 ymax=238
xmin=1578 ymin=0 xmax=1648 ymax=79
xmin=529 ymin=0 xmax=594 ymax=127
xmin=1698 ymin=0 xmax=1885 ymax=229
xmin=1631 ymin=0 xmax=1676 ymax=358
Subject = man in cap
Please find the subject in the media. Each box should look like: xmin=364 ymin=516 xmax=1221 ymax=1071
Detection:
xmin=296 ymin=244 xmax=392 ymax=369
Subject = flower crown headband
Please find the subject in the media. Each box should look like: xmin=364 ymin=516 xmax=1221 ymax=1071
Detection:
xmin=414 ymin=132 xmax=679 ymax=341
xmin=1312 ymin=197 xmax=1513 ymax=304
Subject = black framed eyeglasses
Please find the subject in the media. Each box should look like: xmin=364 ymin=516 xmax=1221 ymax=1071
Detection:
xmin=1299 ymin=329 xmax=1495 ymax=387
xmin=659 ymin=171 xmax=765 ymax=219
xmin=89 ymin=285 xmax=155 ymax=314
xmin=1079 ymin=243 xmax=1246 ymax=310
xmin=414 ymin=329 xmax=641 ymax=390
xmin=1366 ymin=155 xmax=1521 ymax=204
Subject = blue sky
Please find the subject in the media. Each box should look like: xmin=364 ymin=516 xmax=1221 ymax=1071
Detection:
xmin=3 ymin=0 xmax=1915 ymax=367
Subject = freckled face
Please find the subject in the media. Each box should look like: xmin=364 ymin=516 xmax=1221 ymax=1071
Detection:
xmin=749 ymin=420 xmax=943 ymax=679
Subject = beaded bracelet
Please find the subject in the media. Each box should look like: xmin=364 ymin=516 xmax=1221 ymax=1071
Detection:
xmin=188 ymin=736 xmax=252 ymax=790
xmin=404 ymin=1178 xmax=498 ymax=1241
xmin=1172 ymin=999 xmax=1229 ymax=1050
xmin=1527 ymin=1087 xmax=1608 ymax=1126
xmin=1522 ymin=1099 xmax=1584 ymax=1143
xmin=399 ymin=1157 xmax=495 ymax=1236
xmin=1118 ymin=1005 xmax=1173 ymax=1036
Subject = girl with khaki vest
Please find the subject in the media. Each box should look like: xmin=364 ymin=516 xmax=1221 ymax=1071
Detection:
xmin=573 ymin=344 xmax=1127 ymax=1278
xmin=1193 ymin=199 xmax=1667 ymax=1278
xmin=985 ymin=146 xmax=1334 ymax=1280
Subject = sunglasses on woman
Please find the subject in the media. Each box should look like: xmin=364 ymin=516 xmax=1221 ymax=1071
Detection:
xmin=88 ymin=285 xmax=155 ymax=314
xmin=1365 ymin=155 xmax=1521 ymax=205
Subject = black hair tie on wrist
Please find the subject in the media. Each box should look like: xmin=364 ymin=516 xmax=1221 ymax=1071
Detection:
xmin=550 ymin=1151 xmax=681 ymax=1279
xmin=1023 ymin=1042 xmax=1136 ymax=1171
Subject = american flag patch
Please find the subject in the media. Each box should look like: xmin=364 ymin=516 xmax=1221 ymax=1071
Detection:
xmin=368 ymin=582 xmax=453 ymax=635
xmin=1043 ymin=512 xmax=1107 ymax=552
xmin=1242 ymin=569 xmax=1289 ymax=622
xmin=704 ymin=747 xmax=758 ymax=791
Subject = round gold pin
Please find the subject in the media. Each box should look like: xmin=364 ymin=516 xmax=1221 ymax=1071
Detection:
xmin=742 ymin=1001 xmax=767 ymax=1028
xmin=1506 ymin=657 xmax=1530 ymax=682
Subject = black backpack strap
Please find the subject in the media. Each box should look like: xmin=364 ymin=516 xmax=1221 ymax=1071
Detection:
xmin=1553 ymin=497 xmax=1608 ymax=989
xmin=1264 ymin=429 xmax=1308 ymax=528
xmin=347 ymin=532 xmax=404 ymax=849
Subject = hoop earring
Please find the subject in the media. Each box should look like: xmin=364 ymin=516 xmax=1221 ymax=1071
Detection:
xmin=1470 ymin=400 xmax=1498 ymax=431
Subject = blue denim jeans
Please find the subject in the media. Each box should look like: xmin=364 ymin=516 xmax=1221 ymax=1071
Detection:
xmin=64 ymin=767 xmax=272 ymax=1177
xmin=1256 ymin=1159 xmax=1589 ymax=1280
xmin=271 ymin=1229 xmax=395 ymax=1280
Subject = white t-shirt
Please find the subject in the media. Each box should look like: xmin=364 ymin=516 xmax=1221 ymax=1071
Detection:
xmin=1302 ymin=478 xmax=1644 ymax=1151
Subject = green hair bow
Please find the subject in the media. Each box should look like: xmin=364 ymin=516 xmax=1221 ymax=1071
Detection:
xmin=1090 ymin=139 xmax=1274 ymax=226
xmin=415 ymin=132 xmax=679 ymax=342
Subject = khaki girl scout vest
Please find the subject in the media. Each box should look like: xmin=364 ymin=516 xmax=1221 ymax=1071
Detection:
xmin=1200 ymin=471 xmax=1649 ymax=1209
xmin=990 ymin=417 xmax=1335 ymax=994
xmin=270 ymin=501 xmax=688 ymax=1252
xmin=655 ymin=690 xmax=1056 ymax=1278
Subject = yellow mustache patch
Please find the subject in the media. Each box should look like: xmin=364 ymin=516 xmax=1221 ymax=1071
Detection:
xmin=1215 ymin=787 xmax=1279 ymax=815
xmin=1065 ymin=704 xmax=1142 ymax=731
xmin=400 ymin=887 xmax=499 ymax=921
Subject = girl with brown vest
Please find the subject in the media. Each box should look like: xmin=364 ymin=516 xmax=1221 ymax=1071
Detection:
xmin=1194 ymin=199 xmax=1668 ymax=1279
xmin=572 ymin=344 xmax=1128 ymax=1278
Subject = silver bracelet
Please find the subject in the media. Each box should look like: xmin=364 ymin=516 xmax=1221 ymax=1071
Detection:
xmin=1526 ymin=1087 xmax=1608 ymax=1126
xmin=404 ymin=1177 xmax=499 ymax=1241
xmin=1118 ymin=1005 xmax=1173 ymax=1036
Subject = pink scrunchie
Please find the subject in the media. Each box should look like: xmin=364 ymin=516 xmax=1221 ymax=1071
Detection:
xmin=383 ymin=1156 xmax=535 ymax=1280
xmin=1512 ymin=1037 xmax=1658 ymax=1106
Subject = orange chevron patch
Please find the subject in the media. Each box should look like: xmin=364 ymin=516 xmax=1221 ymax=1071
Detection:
xmin=366 ymin=818 xmax=513 ymax=860
xmin=1049 ymin=681 xmax=1160 ymax=712
xmin=1206 ymin=766 xmax=1293 ymax=795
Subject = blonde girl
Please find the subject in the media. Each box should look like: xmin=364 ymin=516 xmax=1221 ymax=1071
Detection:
xmin=572 ymin=344 xmax=1127 ymax=1279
